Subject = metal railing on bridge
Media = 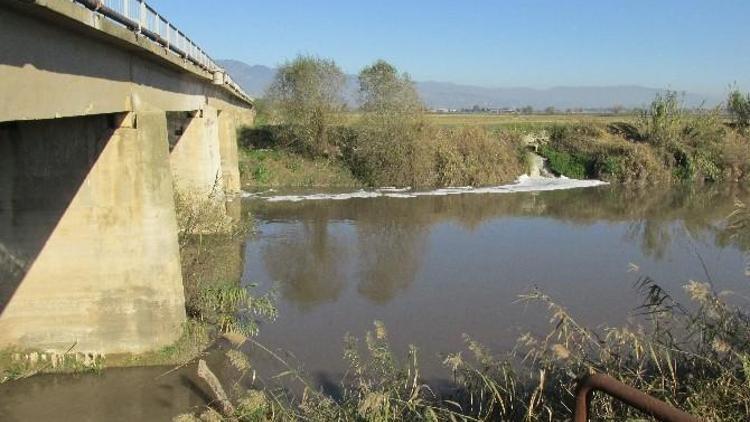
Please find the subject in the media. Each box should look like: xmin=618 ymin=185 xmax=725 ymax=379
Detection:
xmin=72 ymin=0 xmax=252 ymax=104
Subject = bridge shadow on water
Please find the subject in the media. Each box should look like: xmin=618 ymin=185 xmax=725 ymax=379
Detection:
xmin=0 ymin=114 xmax=118 ymax=315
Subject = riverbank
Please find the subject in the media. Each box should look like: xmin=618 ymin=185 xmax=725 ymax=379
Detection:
xmin=242 ymin=96 xmax=749 ymax=190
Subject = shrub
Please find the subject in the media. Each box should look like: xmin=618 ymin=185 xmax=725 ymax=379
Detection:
xmin=433 ymin=127 xmax=526 ymax=186
xmin=189 ymin=281 xmax=276 ymax=337
xmin=536 ymin=122 xmax=670 ymax=184
xmin=539 ymin=144 xmax=593 ymax=179
xmin=719 ymin=132 xmax=750 ymax=182
xmin=344 ymin=61 xmax=527 ymax=188
xmin=637 ymin=90 xmax=684 ymax=147
xmin=346 ymin=118 xmax=435 ymax=187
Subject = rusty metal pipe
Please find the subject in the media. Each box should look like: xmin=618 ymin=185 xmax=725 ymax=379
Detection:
xmin=574 ymin=374 xmax=701 ymax=422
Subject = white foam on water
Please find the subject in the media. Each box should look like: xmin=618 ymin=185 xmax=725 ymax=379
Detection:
xmin=251 ymin=175 xmax=607 ymax=202
xmin=264 ymin=190 xmax=382 ymax=202
xmin=378 ymin=187 xmax=412 ymax=192
xmin=240 ymin=188 xmax=277 ymax=198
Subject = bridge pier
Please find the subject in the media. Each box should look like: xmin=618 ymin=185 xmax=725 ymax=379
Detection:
xmin=168 ymin=106 xmax=224 ymax=199
xmin=0 ymin=0 xmax=255 ymax=357
xmin=218 ymin=109 xmax=242 ymax=194
xmin=0 ymin=112 xmax=186 ymax=354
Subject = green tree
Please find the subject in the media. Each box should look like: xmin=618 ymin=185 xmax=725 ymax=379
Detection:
xmin=348 ymin=60 xmax=431 ymax=186
xmin=265 ymin=55 xmax=345 ymax=156
xmin=728 ymin=88 xmax=750 ymax=130
xmin=358 ymin=59 xmax=423 ymax=116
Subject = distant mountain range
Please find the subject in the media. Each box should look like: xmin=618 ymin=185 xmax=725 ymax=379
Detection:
xmin=218 ymin=59 xmax=720 ymax=110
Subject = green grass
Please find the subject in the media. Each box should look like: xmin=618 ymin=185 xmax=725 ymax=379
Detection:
xmin=239 ymin=148 xmax=360 ymax=188
xmin=538 ymin=144 xmax=595 ymax=178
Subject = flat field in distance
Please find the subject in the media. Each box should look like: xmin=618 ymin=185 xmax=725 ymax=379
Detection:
xmin=340 ymin=112 xmax=635 ymax=132
xmin=424 ymin=113 xmax=634 ymax=132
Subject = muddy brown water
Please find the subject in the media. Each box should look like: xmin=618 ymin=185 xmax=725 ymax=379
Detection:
xmin=3 ymin=183 xmax=750 ymax=420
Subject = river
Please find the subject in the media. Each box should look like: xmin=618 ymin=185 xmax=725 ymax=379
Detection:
xmin=2 ymin=182 xmax=750 ymax=420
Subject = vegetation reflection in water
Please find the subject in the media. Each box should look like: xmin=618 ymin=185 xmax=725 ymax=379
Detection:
xmin=249 ymin=183 xmax=749 ymax=311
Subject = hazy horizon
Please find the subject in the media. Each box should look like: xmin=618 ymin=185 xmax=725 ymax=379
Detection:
xmin=155 ymin=0 xmax=750 ymax=97
xmin=218 ymin=59 xmax=723 ymax=109
xmin=218 ymin=59 xmax=722 ymax=94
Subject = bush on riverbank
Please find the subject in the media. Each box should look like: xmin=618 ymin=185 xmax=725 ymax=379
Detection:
xmin=432 ymin=127 xmax=528 ymax=187
xmin=538 ymin=123 xmax=670 ymax=183
xmin=536 ymin=91 xmax=750 ymax=184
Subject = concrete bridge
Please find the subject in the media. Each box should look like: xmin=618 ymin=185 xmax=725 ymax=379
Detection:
xmin=0 ymin=0 xmax=255 ymax=354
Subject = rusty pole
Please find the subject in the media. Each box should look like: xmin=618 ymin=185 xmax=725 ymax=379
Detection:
xmin=574 ymin=374 xmax=701 ymax=422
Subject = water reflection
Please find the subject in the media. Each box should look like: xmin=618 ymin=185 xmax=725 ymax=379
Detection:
xmin=248 ymin=184 xmax=749 ymax=310
xmin=242 ymin=184 xmax=750 ymax=386
xmin=357 ymin=201 xmax=428 ymax=303
xmin=263 ymin=221 xmax=348 ymax=309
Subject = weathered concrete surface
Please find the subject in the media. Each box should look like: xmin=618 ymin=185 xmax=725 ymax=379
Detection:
xmin=0 ymin=113 xmax=186 ymax=354
xmin=218 ymin=110 xmax=243 ymax=194
xmin=0 ymin=0 xmax=256 ymax=355
xmin=168 ymin=107 xmax=224 ymax=197
xmin=0 ymin=0 xmax=253 ymax=123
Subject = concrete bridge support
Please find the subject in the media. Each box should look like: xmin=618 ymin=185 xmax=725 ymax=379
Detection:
xmin=168 ymin=106 xmax=224 ymax=199
xmin=0 ymin=112 xmax=187 ymax=354
xmin=0 ymin=0 xmax=255 ymax=356
xmin=218 ymin=110 xmax=242 ymax=194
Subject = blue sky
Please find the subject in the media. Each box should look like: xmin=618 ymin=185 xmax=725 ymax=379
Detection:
xmin=155 ymin=0 xmax=749 ymax=95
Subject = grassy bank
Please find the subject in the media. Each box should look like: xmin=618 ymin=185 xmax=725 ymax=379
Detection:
xmin=239 ymin=147 xmax=359 ymax=189
xmin=242 ymin=104 xmax=750 ymax=190
xmin=239 ymin=121 xmax=529 ymax=189
xmin=241 ymin=109 xmax=750 ymax=189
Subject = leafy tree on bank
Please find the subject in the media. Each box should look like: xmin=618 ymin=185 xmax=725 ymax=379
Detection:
xmin=348 ymin=60 xmax=431 ymax=186
xmin=265 ymin=55 xmax=345 ymax=156
xmin=728 ymin=88 xmax=750 ymax=130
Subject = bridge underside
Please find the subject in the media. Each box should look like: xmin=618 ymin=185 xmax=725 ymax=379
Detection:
xmin=0 ymin=0 xmax=254 ymax=354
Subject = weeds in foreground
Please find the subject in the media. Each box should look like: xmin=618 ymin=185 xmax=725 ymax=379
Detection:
xmin=179 ymin=269 xmax=750 ymax=421
xmin=173 ymin=181 xmax=277 ymax=367
xmin=174 ymin=175 xmax=249 ymax=240
xmin=190 ymin=281 xmax=277 ymax=338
